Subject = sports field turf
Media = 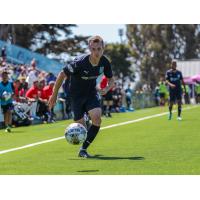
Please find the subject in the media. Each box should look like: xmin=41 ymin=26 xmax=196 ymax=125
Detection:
xmin=0 ymin=105 xmax=199 ymax=175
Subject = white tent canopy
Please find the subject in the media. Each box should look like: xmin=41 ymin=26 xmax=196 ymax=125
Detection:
xmin=177 ymin=60 xmax=200 ymax=77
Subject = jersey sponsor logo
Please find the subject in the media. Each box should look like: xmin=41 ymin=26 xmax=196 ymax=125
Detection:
xmin=81 ymin=76 xmax=99 ymax=80
xmin=170 ymin=77 xmax=180 ymax=81
xmin=83 ymin=70 xmax=89 ymax=74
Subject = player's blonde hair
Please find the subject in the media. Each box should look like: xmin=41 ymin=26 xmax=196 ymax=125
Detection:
xmin=88 ymin=35 xmax=104 ymax=47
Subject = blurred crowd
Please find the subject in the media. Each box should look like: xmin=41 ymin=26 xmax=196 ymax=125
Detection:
xmin=0 ymin=54 xmax=58 ymax=126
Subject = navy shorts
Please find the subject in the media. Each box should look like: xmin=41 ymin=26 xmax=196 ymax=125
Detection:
xmin=1 ymin=103 xmax=14 ymax=114
xmin=103 ymin=90 xmax=113 ymax=101
xmin=169 ymin=90 xmax=182 ymax=102
xmin=71 ymin=94 xmax=101 ymax=121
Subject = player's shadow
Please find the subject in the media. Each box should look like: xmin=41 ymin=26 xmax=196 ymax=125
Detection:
xmin=91 ymin=154 xmax=144 ymax=161
xmin=77 ymin=170 xmax=99 ymax=173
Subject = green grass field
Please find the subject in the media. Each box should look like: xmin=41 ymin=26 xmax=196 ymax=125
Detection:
xmin=0 ymin=105 xmax=200 ymax=175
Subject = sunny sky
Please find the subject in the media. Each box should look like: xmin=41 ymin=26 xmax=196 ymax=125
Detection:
xmin=73 ymin=24 xmax=126 ymax=43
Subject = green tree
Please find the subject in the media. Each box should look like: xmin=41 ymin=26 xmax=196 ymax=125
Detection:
xmin=126 ymin=24 xmax=200 ymax=88
xmin=104 ymin=43 xmax=134 ymax=77
xmin=0 ymin=24 xmax=89 ymax=60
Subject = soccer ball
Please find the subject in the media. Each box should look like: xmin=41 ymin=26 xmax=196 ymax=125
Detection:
xmin=2 ymin=91 xmax=11 ymax=101
xmin=65 ymin=123 xmax=87 ymax=145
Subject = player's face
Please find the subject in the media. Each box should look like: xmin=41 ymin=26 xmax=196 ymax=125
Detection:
xmin=89 ymin=42 xmax=104 ymax=59
xmin=171 ymin=62 xmax=177 ymax=70
xmin=2 ymin=73 xmax=8 ymax=82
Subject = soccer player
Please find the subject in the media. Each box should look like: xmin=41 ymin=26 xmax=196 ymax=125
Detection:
xmin=165 ymin=60 xmax=186 ymax=120
xmin=158 ymin=77 xmax=168 ymax=106
xmin=48 ymin=36 xmax=115 ymax=158
xmin=0 ymin=70 xmax=14 ymax=132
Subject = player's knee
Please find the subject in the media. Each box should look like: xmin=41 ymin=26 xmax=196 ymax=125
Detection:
xmin=92 ymin=115 xmax=101 ymax=126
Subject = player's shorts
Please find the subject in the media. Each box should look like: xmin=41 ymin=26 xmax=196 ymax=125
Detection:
xmin=169 ymin=90 xmax=182 ymax=102
xmin=71 ymin=93 xmax=101 ymax=121
xmin=1 ymin=103 xmax=14 ymax=114
xmin=159 ymin=92 xmax=166 ymax=98
xmin=103 ymin=90 xmax=113 ymax=101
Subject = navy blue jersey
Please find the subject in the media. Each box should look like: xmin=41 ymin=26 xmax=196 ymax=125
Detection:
xmin=165 ymin=69 xmax=183 ymax=91
xmin=63 ymin=54 xmax=113 ymax=97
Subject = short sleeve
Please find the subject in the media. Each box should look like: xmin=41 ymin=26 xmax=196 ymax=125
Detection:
xmin=63 ymin=60 xmax=79 ymax=76
xmin=103 ymin=57 xmax=113 ymax=78
xmin=165 ymin=71 xmax=170 ymax=81
xmin=179 ymin=72 xmax=183 ymax=80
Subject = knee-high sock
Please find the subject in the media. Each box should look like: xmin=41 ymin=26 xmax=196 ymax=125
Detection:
xmin=81 ymin=125 xmax=100 ymax=150
xmin=178 ymin=105 xmax=182 ymax=117
xmin=169 ymin=104 xmax=173 ymax=114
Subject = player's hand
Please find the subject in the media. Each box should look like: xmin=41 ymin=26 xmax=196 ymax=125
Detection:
xmin=170 ymin=84 xmax=176 ymax=88
xmin=99 ymin=88 xmax=108 ymax=96
xmin=48 ymin=94 xmax=57 ymax=109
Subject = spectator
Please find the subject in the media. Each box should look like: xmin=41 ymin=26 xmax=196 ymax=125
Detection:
xmin=0 ymin=70 xmax=14 ymax=132
xmin=112 ymin=83 xmax=123 ymax=112
xmin=99 ymin=75 xmax=113 ymax=117
xmin=125 ymin=83 xmax=133 ymax=110
xmin=13 ymin=79 xmax=21 ymax=102
xmin=26 ymin=70 xmax=38 ymax=88
xmin=43 ymin=81 xmax=56 ymax=122
xmin=25 ymin=78 xmax=39 ymax=119
xmin=195 ymin=81 xmax=200 ymax=104
xmin=154 ymin=86 xmax=160 ymax=106
xmin=182 ymin=84 xmax=190 ymax=104
xmin=46 ymin=72 xmax=56 ymax=84
xmin=158 ymin=77 xmax=168 ymax=106
xmin=58 ymin=79 xmax=72 ymax=120
xmin=1 ymin=47 xmax=6 ymax=62
xmin=37 ymin=79 xmax=50 ymax=123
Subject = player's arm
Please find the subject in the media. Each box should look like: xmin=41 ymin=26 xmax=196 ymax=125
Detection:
xmin=99 ymin=57 xmax=115 ymax=95
xmin=165 ymin=72 xmax=176 ymax=88
xmin=165 ymin=80 xmax=175 ymax=88
xmin=181 ymin=73 xmax=186 ymax=93
xmin=48 ymin=71 xmax=67 ymax=109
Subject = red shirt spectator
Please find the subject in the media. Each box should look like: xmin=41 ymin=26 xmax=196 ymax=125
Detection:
xmin=100 ymin=75 xmax=108 ymax=89
xmin=100 ymin=75 xmax=113 ymax=91
xmin=26 ymin=80 xmax=39 ymax=100
xmin=42 ymin=81 xmax=55 ymax=100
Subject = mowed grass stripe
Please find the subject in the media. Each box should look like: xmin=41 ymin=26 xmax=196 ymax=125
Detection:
xmin=0 ymin=105 xmax=198 ymax=155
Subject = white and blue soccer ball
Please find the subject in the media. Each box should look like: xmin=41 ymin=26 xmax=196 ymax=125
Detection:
xmin=65 ymin=123 xmax=87 ymax=145
xmin=2 ymin=91 xmax=12 ymax=101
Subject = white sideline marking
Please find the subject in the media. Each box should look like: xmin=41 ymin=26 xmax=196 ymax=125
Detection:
xmin=0 ymin=106 xmax=198 ymax=155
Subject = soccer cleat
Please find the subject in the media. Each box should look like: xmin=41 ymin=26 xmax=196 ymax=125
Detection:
xmin=168 ymin=113 xmax=172 ymax=120
xmin=78 ymin=150 xmax=92 ymax=158
xmin=177 ymin=117 xmax=182 ymax=121
xmin=5 ymin=127 xmax=11 ymax=133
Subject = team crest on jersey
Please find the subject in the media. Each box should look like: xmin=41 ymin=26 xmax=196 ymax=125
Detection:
xmin=99 ymin=66 xmax=104 ymax=74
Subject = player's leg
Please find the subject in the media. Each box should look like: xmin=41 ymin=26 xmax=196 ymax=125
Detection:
xmin=3 ymin=105 xmax=12 ymax=132
xmin=108 ymin=100 xmax=113 ymax=117
xmin=177 ymin=93 xmax=182 ymax=120
xmin=72 ymin=98 xmax=86 ymax=127
xmin=82 ymin=107 xmax=101 ymax=148
xmin=168 ymin=91 xmax=174 ymax=120
xmin=79 ymin=95 xmax=101 ymax=158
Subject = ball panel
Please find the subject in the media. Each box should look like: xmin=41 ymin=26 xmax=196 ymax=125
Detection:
xmin=65 ymin=123 xmax=87 ymax=145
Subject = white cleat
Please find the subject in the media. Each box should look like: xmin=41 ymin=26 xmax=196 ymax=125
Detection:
xmin=177 ymin=117 xmax=182 ymax=121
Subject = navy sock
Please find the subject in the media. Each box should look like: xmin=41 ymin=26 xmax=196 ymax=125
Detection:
xmin=82 ymin=125 xmax=100 ymax=150
xmin=178 ymin=106 xmax=182 ymax=117
xmin=169 ymin=105 xmax=173 ymax=114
